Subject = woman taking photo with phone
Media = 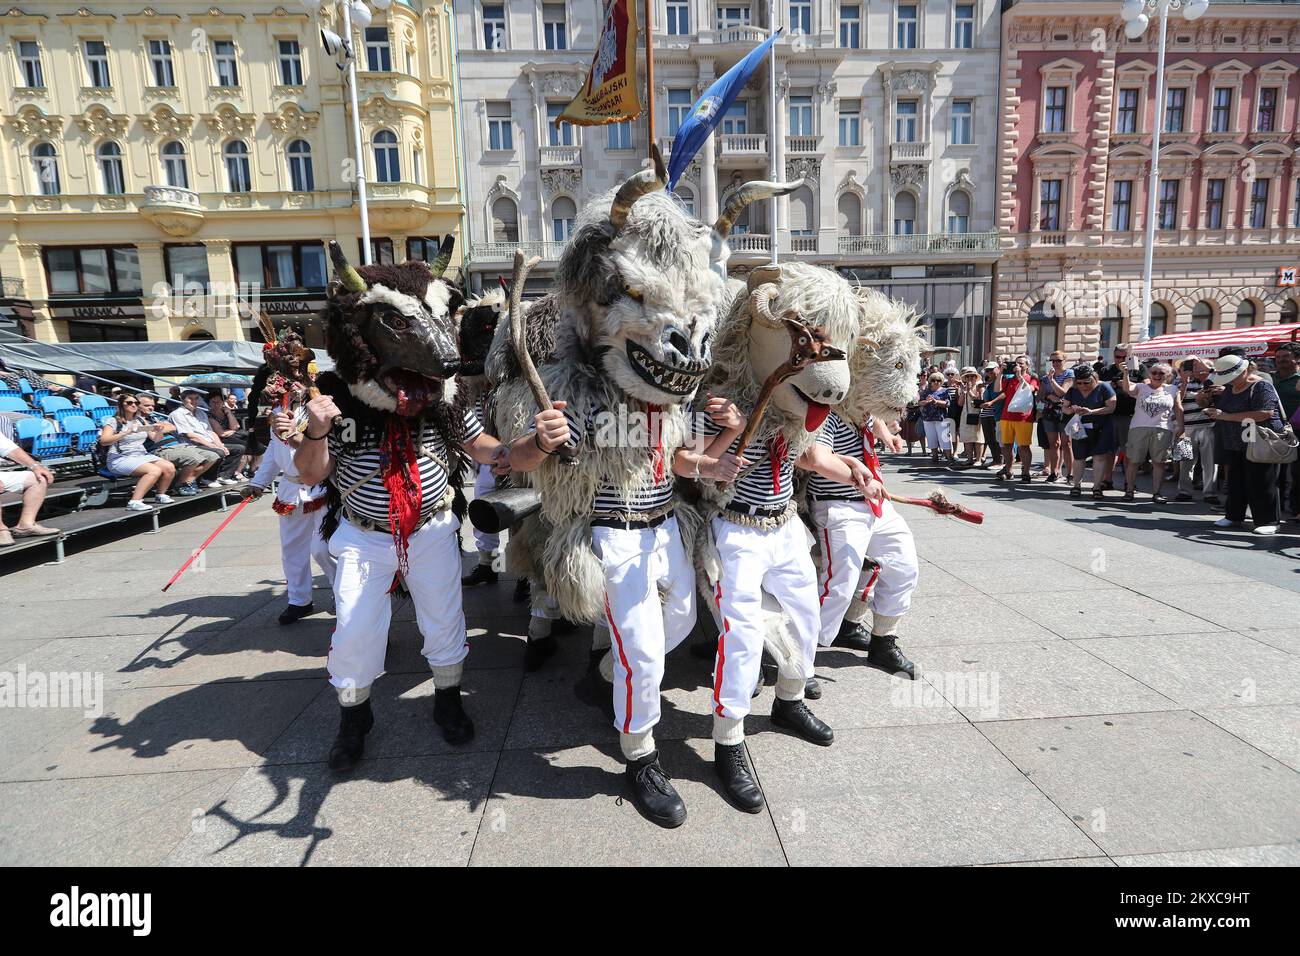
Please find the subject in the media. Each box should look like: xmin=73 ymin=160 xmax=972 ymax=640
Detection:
xmin=99 ymin=393 xmax=176 ymax=511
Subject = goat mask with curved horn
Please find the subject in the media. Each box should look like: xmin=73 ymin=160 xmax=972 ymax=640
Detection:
xmin=609 ymin=143 xmax=667 ymax=235
xmin=428 ymin=235 xmax=456 ymax=277
xmin=328 ymin=240 xmax=367 ymax=294
xmin=715 ymin=178 xmax=806 ymax=239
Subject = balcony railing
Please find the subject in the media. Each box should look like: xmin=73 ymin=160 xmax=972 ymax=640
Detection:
xmin=472 ymin=240 xmax=569 ymax=262
xmin=838 ymin=230 xmax=1000 ymax=255
xmin=728 ymin=233 xmax=771 ymax=254
xmin=786 ymin=135 xmax=819 ymax=154
xmin=790 ymin=235 xmax=818 ymax=253
xmin=702 ymin=25 xmax=768 ymax=45
xmin=540 ymin=145 xmax=580 ymax=166
xmin=889 ymin=141 xmax=931 ymax=163
xmin=142 ymin=185 xmax=200 ymax=209
xmin=718 ymin=133 xmax=769 ymax=158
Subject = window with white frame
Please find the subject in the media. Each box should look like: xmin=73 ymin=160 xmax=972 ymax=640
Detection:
xmin=1210 ymin=87 xmax=1232 ymax=132
xmin=789 ymin=1 xmax=812 ymax=35
xmin=1249 ymin=178 xmax=1269 ymax=229
xmin=148 ymin=39 xmax=174 ymax=86
xmin=411 ymin=146 xmax=422 ymax=184
xmin=721 ymin=101 xmax=748 ymax=134
xmin=893 ymin=192 xmax=916 ymax=235
xmin=1205 ymin=177 xmax=1225 ymax=228
xmin=552 ymin=196 xmax=577 ymax=242
xmin=491 ymin=197 xmax=519 ymax=242
xmin=213 ymin=40 xmax=238 ymax=87
xmin=278 ymin=39 xmax=303 ymax=85
xmin=98 ymin=142 xmax=125 ymax=194
xmin=365 ymin=27 xmax=391 ymax=71
xmin=895 ymin=99 xmax=918 ymax=142
xmin=1157 ymin=179 xmax=1179 ymax=229
xmin=896 ymin=4 xmax=918 ymax=50
xmin=954 ymin=3 xmax=974 ymax=49
xmin=17 ymin=40 xmax=42 ymax=88
xmin=607 ymin=120 xmax=632 ymax=150
xmin=1256 ymin=87 xmax=1278 ymax=132
xmin=839 ymin=4 xmax=861 ymax=49
xmin=547 ymin=103 xmax=574 ymax=146
xmin=1043 ymin=86 xmax=1068 ymax=133
xmin=487 ymin=102 xmax=513 ymax=150
xmin=32 ymin=143 xmax=59 ymax=195
xmin=543 ymin=4 xmax=567 ymax=50
xmin=224 ymin=140 xmax=251 ymax=192
xmin=287 ymin=139 xmax=314 ymax=191
xmin=1115 ymin=88 xmax=1139 ymax=133
xmin=839 ymin=100 xmax=861 ymax=146
xmin=1164 ymin=88 xmax=1186 ymax=132
xmin=716 ymin=5 xmax=752 ymax=29
xmin=483 ymin=3 xmax=506 ymax=49
xmin=788 ymin=95 xmax=814 ymax=136
xmin=667 ymin=89 xmax=694 ymax=135
xmin=1039 ymin=178 xmax=1062 ymax=230
xmin=1111 ymin=179 xmax=1132 ymax=231
xmin=667 ymin=0 xmax=690 ymax=35
xmin=947 ymin=191 xmax=970 ymax=233
xmin=162 ymin=141 xmax=188 ymax=189
xmin=373 ymin=130 xmax=400 ymax=182
xmin=84 ymin=40 xmax=110 ymax=87
xmin=951 ymin=99 xmax=972 ymax=144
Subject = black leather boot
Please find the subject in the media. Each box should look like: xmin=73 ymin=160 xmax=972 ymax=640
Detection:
xmin=804 ymin=676 xmax=822 ymax=700
xmin=714 ymin=741 xmax=764 ymax=813
xmin=327 ymin=699 xmax=374 ymax=772
xmin=512 ymin=577 xmax=530 ymax=603
xmin=523 ymin=634 xmax=557 ymax=672
xmin=461 ymin=564 xmax=498 ymax=587
xmin=278 ymin=602 xmax=315 ymax=625
xmin=771 ymin=697 xmax=834 ymax=746
xmin=626 ymin=751 xmax=687 ymax=829
xmin=867 ymin=634 xmax=917 ymax=679
xmin=832 ymin=620 xmax=872 ymax=652
xmin=432 ymin=686 xmax=475 ymax=745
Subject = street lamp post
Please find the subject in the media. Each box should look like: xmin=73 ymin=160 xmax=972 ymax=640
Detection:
xmin=1120 ymin=0 xmax=1209 ymax=343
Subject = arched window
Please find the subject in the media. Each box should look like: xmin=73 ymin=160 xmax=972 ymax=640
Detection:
xmin=161 ymin=141 xmax=188 ymax=189
xmin=1236 ymin=300 xmax=1257 ymax=327
xmin=224 ymin=140 xmax=251 ymax=192
xmin=1026 ymin=300 xmax=1059 ymax=372
xmin=788 ymin=185 xmax=816 ymax=239
xmin=491 ymin=196 xmax=518 ymax=243
xmin=1191 ymin=300 xmax=1214 ymax=332
xmin=373 ymin=129 xmax=400 ymax=183
xmin=287 ymin=139 xmax=314 ymax=192
xmin=32 ymin=142 xmax=60 ymax=195
xmin=837 ymin=192 xmax=862 ymax=234
xmin=1100 ymin=303 xmax=1123 ymax=361
xmin=97 ymin=141 xmax=125 ymax=195
xmin=675 ymin=186 xmax=696 ymax=218
xmin=1282 ymin=298 xmax=1299 ymax=326
xmin=1148 ymin=302 xmax=1168 ymax=339
xmin=893 ymin=192 xmax=916 ymax=235
xmin=551 ymin=196 xmax=576 ymax=243
xmin=947 ymin=190 xmax=970 ymax=234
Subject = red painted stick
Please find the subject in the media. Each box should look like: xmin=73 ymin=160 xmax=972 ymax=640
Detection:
xmin=888 ymin=491 xmax=984 ymax=525
xmin=161 ymin=496 xmax=253 ymax=591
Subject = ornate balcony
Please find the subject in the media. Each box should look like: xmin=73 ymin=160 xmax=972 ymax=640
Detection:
xmin=471 ymin=240 xmax=568 ymax=263
xmin=889 ymin=141 xmax=932 ymax=163
xmin=140 ymin=184 xmax=203 ymax=237
xmin=838 ymin=230 xmax=1000 ymax=257
xmin=365 ymin=182 xmax=434 ymax=232
xmin=786 ymin=135 xmax=820 ymax=155
xmin=717 ymin=133 xmax=769 ymax=166
xmin=539 ymin=144 xmax=581 ymax=167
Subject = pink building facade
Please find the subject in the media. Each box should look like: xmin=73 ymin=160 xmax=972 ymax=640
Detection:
xmin=995 ymin=0 xmax=1300 ymax=366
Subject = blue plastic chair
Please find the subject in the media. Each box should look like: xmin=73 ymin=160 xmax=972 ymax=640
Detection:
xmin=0 ymin=388 xmax=19 ymax=399
xmin=14 ymin=416 xmax=53 ymax=452
xmin=53 ymin=407 xmax=86 ymax=425
xmin=78 ymin=393 xmax=109 ymax=410
xmin=31 ymin=389 xmax=49 ymax=403
xmin=38 ymin=395 xmax=73 ymax=415
xmin=90 ymin=407 xmax=116 ymax=426
xmin=0 ymin=396 xmax=33 ymax=414
xmin=17 ymin=378 xmax=32 ymax=395
xmin=61 ymin=415 xmax=99 ymax=451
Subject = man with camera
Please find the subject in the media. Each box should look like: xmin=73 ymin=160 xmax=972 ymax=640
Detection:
xmin=989 ymin=356 xmax=1038 ymax=483
xmin=1093 ymin=344 xmax=1138 ymax=491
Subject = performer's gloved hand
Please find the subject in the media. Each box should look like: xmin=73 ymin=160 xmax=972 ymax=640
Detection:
xmin=706 ymin=452 xmax=749 ymax=482
xmin=305 ymin=394 xmax=342 ymax=437
xmin=533 ymin=401 xmax=570 ymax=453
xmin=702 ymin=393 xmax=745 ymax=431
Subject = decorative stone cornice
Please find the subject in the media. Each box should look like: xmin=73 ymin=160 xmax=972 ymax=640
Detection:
xmin=138 ymin=104 xmax=192 ymax=139
xmin=7 ymin=105 xmax=62 ymax=140
xmin=267 ymin=102 xmax=320 ymax=137
xmin=524 ymin=64 xmax=584 ymax=98
xmin=126 ymin=7 xmax=181 ymax=25
xmin=202 ymin=104 xmax=255 ymax=137
xmin=254 ymin=6 xmax=310 ymax=25
xmin=786 ymin=156 xmax=820 ymax=183
xmin=75 ymin=105 xmax=130 ymax=139
xmin=890 ymin=164 xmax=927 ymax=190
xmin=58 ymin=7 xmax=115 ymax=26
xmin=2 ymin=7 xmax=49 ymax=27
xmin=192 ymin=6 xmax=245 ymax=25
xmin=540 ymin=167 xmax=580 ymax=197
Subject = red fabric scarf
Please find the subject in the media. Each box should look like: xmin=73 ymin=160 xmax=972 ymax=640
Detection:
xmin=380 ymin=417 xmax=422 ymax=590
xmin=860 ymin=426 xmax=884 ymax=518
xmin=767 ymin=433 xmax=788 ymax=494
xmin=647 ymin=403 xmax=665 ymax=484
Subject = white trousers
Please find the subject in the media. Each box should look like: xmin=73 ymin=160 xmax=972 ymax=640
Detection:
xmin=280 ymin=505 xmax=336 ymax=606
xmin=1177 ymin=426 xmax=1217 ymax=497
xmin=592 ymin=517 xmax=696 ymax=738
xmin=327 ymin=511 xmax=468 ymax=692
xmin=922 ymin=419 xmax=953 ymax=451
xmin=471 ymin=463 xmax=499 ymax=557
xmin=709 ymin=516 xmax=820 ymax=722
xmin=811 ymin=498 xmax=918 ymax=646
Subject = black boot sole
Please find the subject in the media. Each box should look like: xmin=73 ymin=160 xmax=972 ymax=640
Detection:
xmin=327 ymin=746 xmax=364 ymax=773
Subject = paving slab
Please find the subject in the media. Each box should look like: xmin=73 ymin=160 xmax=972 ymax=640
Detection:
xmin=1147 ymin=582 xmax=1300 ymax=632
xmin=978 ymin=711 xmax=1300 ymax=857
xmin=897 ymin=592 xmax=1062 ymax=647
xmin=996 ymin=588 xmax=1223 ymax=639
xmin=1112 ymin=843 xmax=1300 ymax=867
xmin=1196 ymin=704 xmax=1300 ymax=771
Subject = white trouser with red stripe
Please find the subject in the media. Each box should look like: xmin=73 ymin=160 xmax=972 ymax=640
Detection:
xmin=811 ymin=498 xmax=918 ymax=642
xmin=592 ymin=516 xmax=696 ymax=761
xmin=327 ymin=511 xmax=469 ymax=703
xmin=280 ymin=502 xmax=336 ymax=606
xmin=708 ymin=516 xmax=820 ymax=745
xmin=471 ymin=463 xmax=499 ymax=561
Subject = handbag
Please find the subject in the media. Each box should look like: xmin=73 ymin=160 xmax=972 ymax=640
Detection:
xmin=1064 ymin=414 xmax=1086 ymax=440
xmin=1246 ymin=422 xmax=1299 ymax=464
xmin=965 ymin=413 xmax=980 ymax=426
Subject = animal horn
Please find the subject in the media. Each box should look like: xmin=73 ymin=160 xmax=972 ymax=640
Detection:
xmin=327 ymin=240 xmax=367 ymax=294
xmin=857 ymin=335 xmax=880 ymax=350
xmin=715 ymin=178 xmax=805 ymax=239
xmin=429 ymin=235 xmax=456 ymax=277
xmin=609 ymin=143 xmax=667 ymax=234
xmin=746 ymin=265 xmax=782 ymax=291
xmin=749 ymin=285 xmax=786 ymax=329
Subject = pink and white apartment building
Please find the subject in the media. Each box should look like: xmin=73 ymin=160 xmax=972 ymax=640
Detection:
xmin=994 ymin=0 xmax=1300 ymax=367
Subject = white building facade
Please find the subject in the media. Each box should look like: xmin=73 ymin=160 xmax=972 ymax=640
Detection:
xmin=455 ymin=0 xmax=1002 ymax=360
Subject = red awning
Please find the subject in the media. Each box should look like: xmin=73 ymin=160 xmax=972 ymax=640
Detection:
xmin=1130 ymin=323 xmax=1300 ymax=359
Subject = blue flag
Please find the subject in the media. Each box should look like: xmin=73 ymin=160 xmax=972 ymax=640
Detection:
xmin=666 ymin=29 xmax=782 ymax=190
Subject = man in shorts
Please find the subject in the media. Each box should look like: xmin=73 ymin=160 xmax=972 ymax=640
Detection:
xmin=137 ymin=393 xmax=218 ymax=496
xmin=993 ymin=355 xmax=1038 ymax=483
xmin=0 ymin=420 xmax=58 ymax=546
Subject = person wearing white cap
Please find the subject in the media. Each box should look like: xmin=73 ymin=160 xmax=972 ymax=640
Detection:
xmin=1203 ymin=354 xmax=1287 ymax=535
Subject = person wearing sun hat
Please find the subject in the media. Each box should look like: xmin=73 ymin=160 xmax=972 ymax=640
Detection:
xmin=953 ymin=366 xmax=984 ymax=466
xmin=1203 ymin=353 xmax=1287 ymax=535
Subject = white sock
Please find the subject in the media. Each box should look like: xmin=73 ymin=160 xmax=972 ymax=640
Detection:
xmin=337 ymin=684 xmax=370 ymax=706
xmin=844 ymin=598 xmax=871 ymax=625
xmin=430 ymin=663 xmax=463 ymax=690
xmin=775 ymin=675 xmax=806 ymax=702
xmin=873 ymin=613 xmax=901 ymax=637
xmin=620 ymin=730 xmax=655 ymax=762
xmin=712 ymin=714 xmax=745 ymax=746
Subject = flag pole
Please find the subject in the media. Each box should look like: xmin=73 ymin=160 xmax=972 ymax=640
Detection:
xmin=644 ymin=0 xmax=655 ymax=160
xmin=768 ymin=0 xmax=778 ymax=264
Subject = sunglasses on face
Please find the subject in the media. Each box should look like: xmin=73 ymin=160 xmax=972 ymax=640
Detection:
xmin=123 ymin=400 xmax=138 ymax=406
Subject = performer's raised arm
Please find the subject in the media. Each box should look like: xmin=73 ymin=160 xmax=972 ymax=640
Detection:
xmin=289 ymin=393 xmax=340 ymax=486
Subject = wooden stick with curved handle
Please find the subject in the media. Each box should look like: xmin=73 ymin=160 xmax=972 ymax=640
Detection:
xmin=509 ymin=249 xmax=577 ymax=464
xmin=887 ymin=490 xmax=984 ymax=524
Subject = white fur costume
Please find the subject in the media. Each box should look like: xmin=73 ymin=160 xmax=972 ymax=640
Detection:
xmin=250 ymin=433 xmax=335 ymax=606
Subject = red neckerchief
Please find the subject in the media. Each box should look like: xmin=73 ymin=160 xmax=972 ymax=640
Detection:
xmin=860 ymin=425 xmax=883 ymax=518
xmin=767 ymin=433 xmax=788 ymax=494
xmin=647 ymin=403 xmax=664 ymax=483
xmin=380 ymin=417 xmax=422 ymax=591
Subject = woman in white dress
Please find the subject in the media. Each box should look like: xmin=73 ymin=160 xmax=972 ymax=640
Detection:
xmin=98 ymin=393 xmax=176 ymax=511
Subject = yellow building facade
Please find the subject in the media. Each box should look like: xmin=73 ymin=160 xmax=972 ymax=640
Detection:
xmin=0 ymin=1 xmax=464 ymax=347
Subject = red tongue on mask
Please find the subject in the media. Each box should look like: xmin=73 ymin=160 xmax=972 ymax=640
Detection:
xmin=388 ymin=371 xmax=433 ymax=416
xmin=805 ymin=401 xmax=830 ymax=432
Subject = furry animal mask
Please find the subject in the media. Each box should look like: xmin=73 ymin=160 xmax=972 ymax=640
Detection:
xmin=836 ymin=288 xmax=926 ymax=427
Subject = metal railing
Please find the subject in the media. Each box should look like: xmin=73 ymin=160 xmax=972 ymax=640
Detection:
xmin=837 ymin=230 xmax=1000 ymax=255
xmin=471 ymin=240 xmax=568 ymax=262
